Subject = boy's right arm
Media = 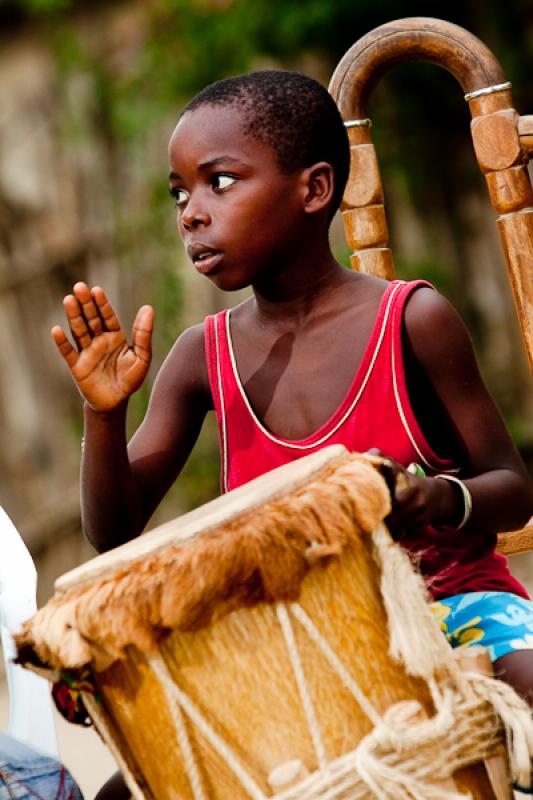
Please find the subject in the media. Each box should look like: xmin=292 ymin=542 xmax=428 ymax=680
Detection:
xmin=53 ymin=283 xmax=211 ymax=552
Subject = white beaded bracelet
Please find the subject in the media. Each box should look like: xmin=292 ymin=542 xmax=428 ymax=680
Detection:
xmin=435 ymin=474 xmax=472 ymax=530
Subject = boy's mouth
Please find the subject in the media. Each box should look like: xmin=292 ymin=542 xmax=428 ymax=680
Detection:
xmin=188 ymin=243 xmax=223 ymax=274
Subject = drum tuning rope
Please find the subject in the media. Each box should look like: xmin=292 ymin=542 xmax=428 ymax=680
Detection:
xmin=276 ymin=604 xmax=328 ymax=772
xmin=287 ymin=603 xmax=383 ymax=727
xmin=148 ymin=652 xmax=268 ymax=800
xmin=148 ymin=654 xmax=207 ymax=800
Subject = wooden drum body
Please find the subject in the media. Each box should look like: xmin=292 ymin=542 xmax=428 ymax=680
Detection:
xmin=93 ymin=541 xmax=432 ymax=798
xmin=16 ymin=447 xmax=521 ymax=799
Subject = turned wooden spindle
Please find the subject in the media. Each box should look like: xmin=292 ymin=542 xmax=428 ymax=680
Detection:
xmin=467 ymin=89 xmax=533 ymax=377
xmin=330 ymin=18 xmax=533 ymax=555
xmin=341 ymin=122 xmax=393 ymax=279
xmin=329 ymin=16 xmax=533 ymax=373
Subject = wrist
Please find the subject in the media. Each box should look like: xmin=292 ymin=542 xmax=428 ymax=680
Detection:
xmin=84 ymin=400 xmax=128 ymax=420
xmin=433 ymin=474 xmax=472 ymax=530
xmin=81 ymin=401 xmax=129 ymax=459
xmin=83 ymin=401 xmax=128 ymax=441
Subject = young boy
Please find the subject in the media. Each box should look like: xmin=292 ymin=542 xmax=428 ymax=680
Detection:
xmin=52 ymin=71 xmax=533 ymax=794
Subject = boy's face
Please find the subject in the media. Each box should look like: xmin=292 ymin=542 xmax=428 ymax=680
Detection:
xmin=168 ymin=104 xmax=308 ymax=291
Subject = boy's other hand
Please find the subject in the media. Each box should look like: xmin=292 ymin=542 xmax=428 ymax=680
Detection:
xmin=51 ymin=282 xmax=154 ymax=412
xmin=367 ymin=449 xmax=447 ymax=539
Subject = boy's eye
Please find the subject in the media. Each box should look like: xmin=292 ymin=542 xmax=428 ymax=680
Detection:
xmin=212 ymin=174 xmax=236 ymax=191
xmin=169 ymin=187 xmax=189 ymax=207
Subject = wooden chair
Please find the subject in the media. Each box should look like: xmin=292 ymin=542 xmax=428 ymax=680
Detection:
xmin=328 ymin=16 xmax=533 ymax=558
xmin=0 ymin=504 xmax=59 ymax=758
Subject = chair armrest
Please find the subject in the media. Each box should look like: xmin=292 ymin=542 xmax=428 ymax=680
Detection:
xmin=496 ymin=518 xmax=533 ymax=556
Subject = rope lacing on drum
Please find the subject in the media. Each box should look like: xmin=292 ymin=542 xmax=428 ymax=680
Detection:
xmin=140 ymin=598 xmax=469 ymax=800
xmin=142 ymin=599 xmax=399 ymax=800
xmin=287 ymin=603 xmax=384 ymax=727
xmin=148 ymin=652 xmax=267 ymax=800
xmin=149 ymin=654 xmax=207 ymax=800
xmin=276 ymin=604 xmax=328 ymax=772
xmin=133 ymin=523 xmax=533 ymax=799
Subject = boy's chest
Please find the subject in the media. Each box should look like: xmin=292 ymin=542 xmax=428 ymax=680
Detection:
xmin=232 ymin=319 xmax=373 ymax=441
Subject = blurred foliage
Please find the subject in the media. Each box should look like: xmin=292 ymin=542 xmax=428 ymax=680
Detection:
xmin=24 ymin=0 xmax=533 ymax=281
xmin=17 ymin=0 xmax=71 ymax=10
xmin=18 ymin=0 xmax=532 ymax=249
xmin=7 ymin=0 xmax=533 ymax=501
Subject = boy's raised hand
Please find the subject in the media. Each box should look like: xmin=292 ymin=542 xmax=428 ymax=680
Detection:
xmin=51 ymin=283 xmax=154 ymax=412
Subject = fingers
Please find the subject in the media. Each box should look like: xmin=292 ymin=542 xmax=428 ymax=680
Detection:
xmin=365 ymin=451 xmax=421 ymax=537
xmin=79 ymin=283 xmax=105 ymax=332
xmin=55 ymin=285 xmax=152 ymax=395
xmin=60 ymin=283 xmax=123 ymax=350
xmin=90 ymin=286 xmax=121 ymax=333
xmin=391 ymin=484 xmax=420 ymax=519
xmin=387 ymin=478 xmax=430 ymax=538
xmin=51 ymin=325 xmax=79 ymax=369
xmin=366 ymin=450 xmax=407 ymax=498
xmin=132 ymin=305 xmax=154 ymax=364
xmin=62 ymin=293 xmax=92 ymax=350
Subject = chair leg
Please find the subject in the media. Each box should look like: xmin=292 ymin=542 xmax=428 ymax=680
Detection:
xmin=454 ymin=646 xmax=513 ymax=800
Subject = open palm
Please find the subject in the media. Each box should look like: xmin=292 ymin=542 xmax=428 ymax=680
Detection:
xmin=52 ymin=283 xmax=154 ymax=412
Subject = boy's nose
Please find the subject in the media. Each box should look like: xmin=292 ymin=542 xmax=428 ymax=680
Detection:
xmin=181 ymin=203 xmax=211 ymax=231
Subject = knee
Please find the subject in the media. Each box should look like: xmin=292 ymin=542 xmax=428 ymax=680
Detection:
xmin=94 ymin=771 xmax=131 ymax=800
xmin=493 ymin=650 xmax=533 ymax=707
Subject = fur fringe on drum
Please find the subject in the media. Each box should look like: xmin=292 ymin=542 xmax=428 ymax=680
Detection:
xmin=16 ymin=453 xmax=390 ymax=673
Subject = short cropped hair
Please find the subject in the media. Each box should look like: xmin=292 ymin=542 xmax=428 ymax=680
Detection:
xmin=181 ymin=70 xmax=350 ymax=214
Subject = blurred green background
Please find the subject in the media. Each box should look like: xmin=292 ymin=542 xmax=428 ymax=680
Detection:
xmin=0 ymin=0 xmax=532 ymax=598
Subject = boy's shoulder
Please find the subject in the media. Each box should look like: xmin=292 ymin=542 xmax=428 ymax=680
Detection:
xmin=403 ymin=284 xmax=475 ymax=375
xmin=169 ymin=321 xmax=206 ymax=357
xmin=404 ymin=284 xmax=465 ymax=342
xmin=157 ymin=321 xmax=211 ymax=400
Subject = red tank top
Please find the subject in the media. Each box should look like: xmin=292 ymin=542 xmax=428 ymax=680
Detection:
xmin=204 ymin=279 xmax=528 ymax=601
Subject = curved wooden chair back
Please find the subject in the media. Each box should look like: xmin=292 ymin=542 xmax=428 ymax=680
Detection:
xmin=329 ymin=17 xmax=533 ymax=556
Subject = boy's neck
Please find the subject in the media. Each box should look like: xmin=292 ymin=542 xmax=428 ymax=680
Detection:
xmin=250 ymin=244 xmax=351 ymax=327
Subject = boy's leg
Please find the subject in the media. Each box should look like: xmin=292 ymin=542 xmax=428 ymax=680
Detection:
xmin=431 ymin=592 xmax=533 ymax=795
xmin=493 ymin=650 xmax=533 ymax=707
xmin=94 ymin=771 xmax=131 ymax=800
xmin=495 ymin=652 xmax=533 ymax=795
xmin=431 ymin=592 xmax=533 ymax=671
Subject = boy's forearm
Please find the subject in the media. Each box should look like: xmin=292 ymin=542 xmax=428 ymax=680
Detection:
xmin=81 ymin=402 xmax=144 ymax=552
xmin=391 ymin=461 xmax=533 ymax=539
xmin=432 ymin=468 xmax=533 ymax=534
xmin=471 ymin=469 xmax=533 ymax=532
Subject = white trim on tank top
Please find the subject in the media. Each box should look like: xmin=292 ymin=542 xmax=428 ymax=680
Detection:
xmin=220 ymin=282 xmax=402 ymax=451
xmin=389 ymin=292 xmax=460 ymax=475
xmin=213 ymin=319 xmax=230 ymax=492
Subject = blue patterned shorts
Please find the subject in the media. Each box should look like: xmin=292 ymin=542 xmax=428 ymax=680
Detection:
xmin=430 ymin=591 xmax=533 ymax=662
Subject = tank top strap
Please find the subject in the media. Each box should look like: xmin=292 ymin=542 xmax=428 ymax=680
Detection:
xmin=383 ymin=279 xmax=434 ymax=333
xmin=376 ymin=279 xmax=455 ymax=473
xmin=204 ymin=310 xmax=232 ymax=491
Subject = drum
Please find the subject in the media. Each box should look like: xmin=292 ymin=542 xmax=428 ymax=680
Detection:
xmin=16 ymin=446 xmax=522 ymax=799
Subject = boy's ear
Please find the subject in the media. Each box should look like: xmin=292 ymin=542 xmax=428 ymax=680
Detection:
xmin=301 ymin=162 xmax=335 ymax=215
